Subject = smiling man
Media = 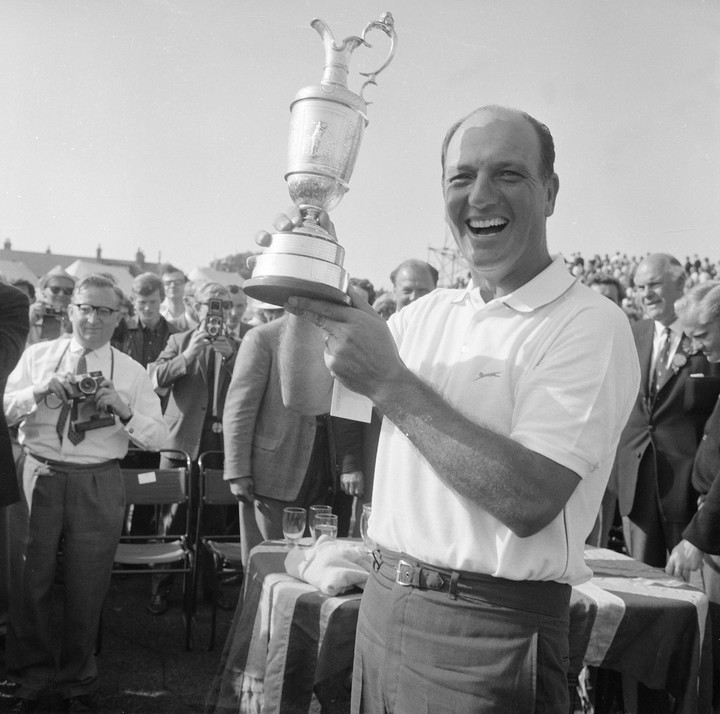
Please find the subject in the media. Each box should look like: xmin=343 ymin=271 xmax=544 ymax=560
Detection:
xmin=276 ymin=105 xmax=639 ymax=713
xmin=4 ymin=274 xmax=168 ymax=712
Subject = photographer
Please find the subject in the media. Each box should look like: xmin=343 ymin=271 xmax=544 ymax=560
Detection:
xmin=4 ymin=274 xmax=168 ymax=712
xmin=26 ymin=267 xmax=75 ymax=346
xmin=146 ymin=281 xmax=239 ymax=615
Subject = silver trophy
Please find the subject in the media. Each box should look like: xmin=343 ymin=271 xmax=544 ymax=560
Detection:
xmin=243 ymin=13 xmax=397 ymax=306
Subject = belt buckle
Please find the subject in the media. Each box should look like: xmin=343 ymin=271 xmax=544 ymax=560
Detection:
xmin=396 ymin=559 xmax=417 ymax=587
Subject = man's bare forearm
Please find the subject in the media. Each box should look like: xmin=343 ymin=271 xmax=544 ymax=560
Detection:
xmin=373 ymin=365 xmax=580 ymax=538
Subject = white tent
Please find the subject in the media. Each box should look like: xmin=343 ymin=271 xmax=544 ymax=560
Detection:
xmin=65 ymin=259 xmax=134 ymax=295
xmin=187 ymin=267 xmax=245 ymax=288
xmin=0 ymin=259 xmax=40 ymax=285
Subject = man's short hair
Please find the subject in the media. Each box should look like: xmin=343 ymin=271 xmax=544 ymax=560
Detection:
xmin=676 ymin=280 xmax=720 ymax=325
xmin=349 ymin=277 xmax=376 ymax=305
xmin=74 ymin=274 xmax=124 ymax=306
xmin=634 ymin=254 xmax=686 ymax=286
xmin=440 ymin=105 xmax=556 ymax=182
xmin=194 ymin=281 xmax=229 ymax=304
xmin=390 ymin=260 xmax=439 ymax=288
xmin=132 ymin=272 xmax=164 ymax=300
xmin=588 ymin=274 xmax=625 ymax=300
xmin=159 ymin=263 xmax=187 ymax=281
xmin=11 ymin=278 xmax=35 ymax=301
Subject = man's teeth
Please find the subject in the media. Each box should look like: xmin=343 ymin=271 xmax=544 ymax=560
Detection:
xmin=468 ymin=218 xmax=508 ymax=234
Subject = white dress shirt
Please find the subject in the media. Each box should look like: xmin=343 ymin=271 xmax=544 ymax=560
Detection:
xmin=5 ymin=336 xmax=169 ymax=464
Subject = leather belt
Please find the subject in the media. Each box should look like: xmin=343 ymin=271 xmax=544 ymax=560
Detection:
xmin=375 ymin=547 xmax=571 ymax=616
xmin=27 ymin=452 xmax=119 ymax=472
xmin=395 ymin=558 xmax=454 ymax=593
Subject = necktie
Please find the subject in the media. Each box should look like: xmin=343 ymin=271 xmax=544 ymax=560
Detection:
xmin=56 ymin=349 xmax=90 ymax=445
xmin=651 ymin=327 xmax=673 ymax=398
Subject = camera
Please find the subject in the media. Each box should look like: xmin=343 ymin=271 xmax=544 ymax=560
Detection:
xmin=66 ymin=371 xmax=104 ymax=401
xmin=38 ymin=305 xmax=66 ymax=341
xmin=66 ymin=371 xmax=116 ymax=433
xmin=42 ymin=305 xmax=64 ymax=317
xmin=204 ymin=298 xmax=225 ymax=340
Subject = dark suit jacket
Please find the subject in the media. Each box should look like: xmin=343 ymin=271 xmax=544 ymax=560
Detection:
xmin=149 ymin=329 xmax=238 ymax=460
xmin=614 ymin=319 xmax=715 ymax=525
xmin=0 ymin=285 xmax=30 ymax=506
xmin=222 ymin=316 xmax=341 ymax=501
xmin=117 ymin=316 xmax=177 ymax=367
xmin=683 ymin=395 xmax=720 ymax=552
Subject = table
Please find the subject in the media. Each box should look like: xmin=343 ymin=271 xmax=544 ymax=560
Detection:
xmin=206 ymin=543 xmax=712 ymax=714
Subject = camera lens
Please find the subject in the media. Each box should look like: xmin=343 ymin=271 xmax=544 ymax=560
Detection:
xmin=78 ymin=376 xmax=98 ymax=395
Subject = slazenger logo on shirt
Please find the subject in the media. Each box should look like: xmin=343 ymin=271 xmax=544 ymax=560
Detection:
xmin=474 ymin=371 xmax=501 ymax=380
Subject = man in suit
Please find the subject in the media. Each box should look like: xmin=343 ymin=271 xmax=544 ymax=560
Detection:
xmin=0 ymin=284 xmax=30 ymax=663
xmin=615 ymin=253 xmax=715 ymax=567
xmin=147 ymin=281 xmax=239 ymax=614
xmin=0 ymin=284 xmax=31 ymax=507
xmin=223 ymin=312 xmax=344 ymax=565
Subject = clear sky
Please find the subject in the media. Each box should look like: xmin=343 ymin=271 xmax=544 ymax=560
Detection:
xmin=1 ymin=0 xmax=719 ymax=290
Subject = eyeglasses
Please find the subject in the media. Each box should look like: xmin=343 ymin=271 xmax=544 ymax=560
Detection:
xmin=73 ymin=303 xmax=119 ymax=319
xmin=200 ymin=301 xmax=233 ymax=310
xmin=162 ymin=279 xmax=186 ymax=286
xmin=48 ymin=286 xmax=74 ymax=296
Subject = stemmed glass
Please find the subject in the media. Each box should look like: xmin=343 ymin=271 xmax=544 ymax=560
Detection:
xmin=282 ymin=507 xmax=307 ymax=549
xmin=359 ymin=503 xmax=375 ymax=552
xmin=309 ymin=505 xmax=333 ymax=541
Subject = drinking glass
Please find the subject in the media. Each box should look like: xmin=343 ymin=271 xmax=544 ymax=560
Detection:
xmin=309 ymin=505 xmax=333 ymax=540
xmin=359 ymin=503 xmax=375 ymax=552
xmin=315 ymin=523 xmax=338 ymax=540
xmin=282 ymin=507 xmax=307 ymax=548
xmin=314 ymin=513 xmax=338 ymax=541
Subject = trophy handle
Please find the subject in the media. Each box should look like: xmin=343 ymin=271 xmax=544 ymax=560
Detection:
xmin=358 ymin=12 xmax=397 ymax=100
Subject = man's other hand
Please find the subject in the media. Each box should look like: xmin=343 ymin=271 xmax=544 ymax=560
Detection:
xmin=229 ymin=476 xmax=255 ymax=503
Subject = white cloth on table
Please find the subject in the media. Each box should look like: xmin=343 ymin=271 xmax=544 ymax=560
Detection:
xmin=284 ymin=536 xmax=373 ymax=595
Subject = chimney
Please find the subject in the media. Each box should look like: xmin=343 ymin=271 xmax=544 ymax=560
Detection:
xmin=96 ymin=244 xmax=102 ymax=261
xmin=3 ymin=238 xmax=10 ymax=251
xmin=135 ymin=248 xmax=146 ymax=269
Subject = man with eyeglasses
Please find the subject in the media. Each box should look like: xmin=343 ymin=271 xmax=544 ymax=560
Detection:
xmin=26 ymin=266 xmax=76 ymax=346
xmin=4 ymin=274 xmax=168 ymax=713
xmin=159 ymin=264 xmax=198 ymax=331
xmin=146 ymin=282 xmax=239 ymax=615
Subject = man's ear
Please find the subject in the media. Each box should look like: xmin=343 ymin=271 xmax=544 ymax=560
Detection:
xmin=544 ymin=173 xmax=560 ymax=218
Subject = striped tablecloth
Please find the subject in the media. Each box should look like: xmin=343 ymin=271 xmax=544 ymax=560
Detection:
xmin=206 ymin=543 xmax=712 ymax=714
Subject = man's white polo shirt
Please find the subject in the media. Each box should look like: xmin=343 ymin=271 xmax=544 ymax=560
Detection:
xmin=370 ymin=256 xmax=639 ymax=585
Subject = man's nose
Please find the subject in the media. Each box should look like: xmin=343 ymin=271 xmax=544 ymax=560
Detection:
xmin=468 ymin=172 xmax=496 ymax=206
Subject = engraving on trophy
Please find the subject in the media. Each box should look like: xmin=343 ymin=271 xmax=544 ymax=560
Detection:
xmin=308 ymin=121 xmax=328 ymax=158
xmin=243 ymin=13 xmax=397 ymax=306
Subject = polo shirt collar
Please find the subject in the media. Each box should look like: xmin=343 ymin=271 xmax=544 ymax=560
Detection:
xmin=453 ymin=255 xmax=577 ymax=313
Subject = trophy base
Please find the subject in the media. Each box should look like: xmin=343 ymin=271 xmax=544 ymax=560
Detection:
xmin=243 ymin=276 xmax=351 ymax=307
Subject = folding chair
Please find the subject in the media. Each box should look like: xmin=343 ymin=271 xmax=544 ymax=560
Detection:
xmin=196 ymin=450 xmax=243 ymax=650
xmin=112 ymin=448 xmax=195 ymax=650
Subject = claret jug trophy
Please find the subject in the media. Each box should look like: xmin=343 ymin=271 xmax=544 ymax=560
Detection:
xmin=243 ymin=13 xmax=397 ymax=306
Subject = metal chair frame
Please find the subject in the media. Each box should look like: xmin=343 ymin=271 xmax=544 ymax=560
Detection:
xmin=196 ymin=450 xmax=243 ymax=650
xmin=111 ymin=448 xmax=196 ymax=650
